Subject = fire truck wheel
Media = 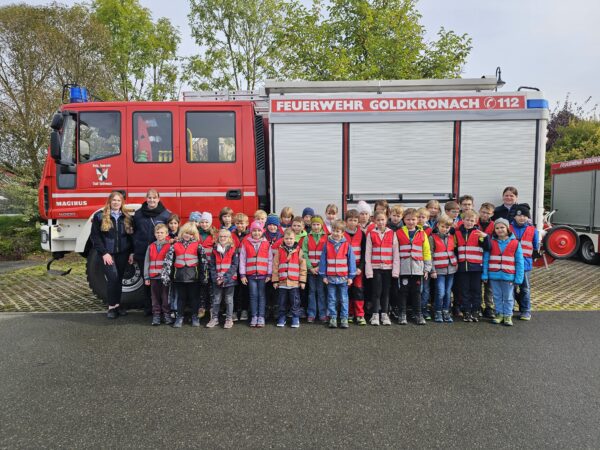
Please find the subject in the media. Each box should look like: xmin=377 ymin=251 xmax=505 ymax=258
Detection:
xmin=578 ymin=237 xmax=600 ymax=265
xmin=543 ymin=225 xmax=579 ymax=260
xmin=86 ymin=249 xmax=146 ymax=306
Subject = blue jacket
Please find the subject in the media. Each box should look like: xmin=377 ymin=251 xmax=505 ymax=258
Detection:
xmin=510 ymin=221 xmax=539 ymax=272
xmin=482 ymin=235 xmax=524 ymax=285
xmin=318 ymin=236 xmax=356 ymax=284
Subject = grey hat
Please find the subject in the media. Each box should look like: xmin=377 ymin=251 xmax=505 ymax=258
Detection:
xmin=494 ymin=218 xmax=510 ymax=229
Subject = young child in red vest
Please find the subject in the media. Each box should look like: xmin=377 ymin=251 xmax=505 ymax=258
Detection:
xmin=232 ymin=212 xmax=250 ymax=321
xmin=429 ymin=215 xmax=458 ymax=323
xmin=207 ymin=229 xmax=239 ymax=329
xmin=416 ymin=207 xmax=433 ymax=320
xmin=426 ymin=200 xmax=441 ymax=229
xmin=167 ymin=214 xmax=180 ymax=243
xmin=272 ymin=229 xmax=307 ymax=328
xmin=478 ymin=202 xmax=496 ymax=319
xmin=482 ymin=218 xmax=524 ymax=326
xmin=239 ymin=221 xmax=272 ymax=328
xmin=197 ymin=212 xmax=217 ymax=319
xmin=302 ymin=207 xmax=315 ymax=233
xmin=396 ymin=208 xmax=432 ymax=325
xmin=356 ymin=201 xmax=374 ymax=234
xmin=303 ymin=215 xmax=328 ymax=322
xmin=323 ymin=204 xmax=339 ymax=234
xmin=161 ymin=222 xmax=208 ymax=328
xmin=345 ymin=209 xmax=367 ymax=325
xmin=144 ymin=223 xmax=171 ymax=326
xmin=279 ymin=206 xmax=294 ymax=230
xmin=365 ymin=211 xmax=400 ymax=326
xmin=219 ymin=206 xmax=236 ymax=233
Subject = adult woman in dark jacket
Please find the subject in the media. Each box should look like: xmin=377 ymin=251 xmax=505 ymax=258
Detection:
xmin=90 ymin=191 xmax=134 ymax=319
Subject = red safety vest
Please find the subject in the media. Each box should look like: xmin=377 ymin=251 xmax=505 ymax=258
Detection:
xmin=396 ymin=229 xmax=425 ymax=261
xmin=489 ymin=239 xmax=519 ymax=274
xmin=369 ymin=228 xmax=394 ymax=265
xmin=198 ymin=233 xmax=214 ymax=260
xmin=325 ymin=240 xmax=350 ymax=277
xmin=511 ymin=225 xmax=535 ymax=258
xmin=148 ymin=242 xmax=170 ymax=278
xmin=243 ymin=239 xmax=270 ymax=276
xmin=424 ymin=226 xmax=433 ymax=236
xmin=478 ymin=220 xmax=495 ymax=235
xmin=173 ymin=241 xmax=200 ymax=268
xmin=277 ymin=247 xmax=300 ymax=282
xmin=212 ymin=245 xmax=237 ymax=279
xmin=344 ymin=229 xmax=364 ymax=266
xmin=307 ymin=233 xmax=327 ymax=267
xmin=431 ymin=234 xmax=457 ymax=269
xmin=456 ymin=230 xmax=483 ymax=264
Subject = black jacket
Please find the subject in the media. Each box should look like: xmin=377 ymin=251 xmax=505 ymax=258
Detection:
xmin=90 ymin=211 xmax=133 ymax=256
xmin=132 ymin=201 xmax=171 ymax=260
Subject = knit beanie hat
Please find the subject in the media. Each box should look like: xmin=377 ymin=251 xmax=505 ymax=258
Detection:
xmin=311 ymin=216 xmax=324 ymax=226
xmin=514 ymin=204 xmax=531 ymax=218
xmin=266 ymin=213 xmax=280 ymax=227
xmin=356 ymin=200 xmax=371 ymax=215
xmin=189 ymin=211 xmax=202 ymax=222
xmin=200 ymin=211 xmax=212 ymax=224
xmin=302 ymin=207 xmax=315 ymax=217
xmin=494 ymin=218 xmax=510 ymax=229
xmin=249 ymin=221 xmax=264 ymax=232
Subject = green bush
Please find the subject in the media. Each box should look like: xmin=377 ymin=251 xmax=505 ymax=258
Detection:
xmin=0 ymin=216 xmax=39 ymax=260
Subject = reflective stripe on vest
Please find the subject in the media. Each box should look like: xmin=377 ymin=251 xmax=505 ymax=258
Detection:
xmin=307 ymin=233 xmax=327 ymax=266
xmin=431 ymin=235 xmax=457 ymax=269
xmin=278 ymin=247 xmax=300 ymax=281
xmin=243 ymin=239 xmax=270 ymax=276
xmin=148 ymin=242 xmax=171 ymax=277
xmin=396 ymin=229 xmax=425 ymax=261
xmin=456 ymin=231 xmax=483 ymax=264
xmin=174 ymin=241 xmax=200 ymax=268
xmin=344 ymin=229 xmax=363 ymax=266
xmin=326 ymin=241 xmax=349 ymax=277
xmin=212 ymin=246 xmax=237 ymax=278
xmin=369 ymin=229 xmax=393 ymax=265
xmin=489 ymin=239 xmax=519 ymax=274
xmin=511 ymin=225 xmax=535 ymax=258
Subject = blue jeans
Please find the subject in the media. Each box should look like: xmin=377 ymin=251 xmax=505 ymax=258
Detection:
xmin=514 ymin=271 xmax=531 ymax=313
xmin=434 ymin=274 xmax=454 ymax=312
xmin=248 ymin=277 xmax=267 ymax=318
xmin=278 ymin=288 xmax=301 ymax=319
xmin=421 ymin=277 xmax=431 ymax=313
xmin=491 ymin=280 xmax=515 ymax=317
xmin=327 ymin=283 xmax=349 ymax=319
xmin=307 ymin=273 xmax=327 ymax=318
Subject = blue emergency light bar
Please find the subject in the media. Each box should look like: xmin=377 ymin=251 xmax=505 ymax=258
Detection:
xmin=69 ymin=86 xmax=88 ymax=103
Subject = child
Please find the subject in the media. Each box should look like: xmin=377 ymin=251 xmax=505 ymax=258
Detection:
xmin=426 ymin=200 xmax=441 ymax=229
xmin=324 ymin=204 xmax=339 ymax=234
xmin=302 ymin=207 xmax=315 ymax=232
xmin=232 ymin=212 xmax=250 ymax=320
xmin=207 ymin=229 xmax=239 ymax=329
xmin=253 ymin=209 xmax=268 ymax=228
xmin=459 ymin=195 xmax=475 ymax=217
xmin=279 ymin=206 xmax=294 ymax=229
xmin=303 ymin=215 xmax=328 ymax=322
xmin=429 ymin=215 xmax=458 ymax=323
xmin=144 ymin=223 xmax=172 ymax=325
xmin=365 ymin=212 xmax=399 ymax=325
xmin=167 ymin=213 xmax=180 ymax=242
xmin=219 ymin=206 xmax=236 ymax=232
xmin=232 ymin=212 xmax=250 ymax=248
xmin=265 ymin=214 xmax=283 ymax=244
xmin=455 ymin=210 xmax=489 ymax=322
xmin=510 ymin=204 xmax=539 ymax=321
xmin=416 ymin=207 xmax=433 ymax=320
xmin=478 ymin=202 xmax=496 ymax=319
xmin=357 ymin=201 xmax=374 ymax=233
xmin=387 ymin=205 xmax=404 ymax=232
xmin=396 ymin=208 xmax=432 ymax=325
xmin=239 ymin=221 xmax=272 ymax=328
xmin=492 ymin=186 xmax=519 ymax=222
xmin=161 ymin=222 xmax=208 ymax=328
xmin=291 ymin=216 xmax=307 ymax=244
xmin=444 ymin=201 xmax=461 ymax=224
xmin=319 ymin=220 xmax=356 ymax=328
xmin=345 ymin=209 xmax=367 ymax=325
xmin=482 ymin=219 xmax=524 ymax=326
xmin=197 ymin=212 xmax=217 ymax=319
xmin=374 ymin=200 xmax=391 ymax=219
xmin=188 ymin=211 xmax=201 ymax=228
xmin=272 ymin=229 xmax=307 ymax=328
xmin=265 ymin=213 xmax=284 ymax=318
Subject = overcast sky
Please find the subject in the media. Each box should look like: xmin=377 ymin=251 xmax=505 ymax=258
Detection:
xmin=8 ymin=0 xmax=599 ymax=112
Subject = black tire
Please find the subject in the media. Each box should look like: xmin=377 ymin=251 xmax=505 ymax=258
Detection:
xmin=578 ymin=236 xmax=600 ymax=265
xmin=543 ymin=225 xmax=580 ymax=259
xmin=86 ymin=249 xmax=146 ymax=306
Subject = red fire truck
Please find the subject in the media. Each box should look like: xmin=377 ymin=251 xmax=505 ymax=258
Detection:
xmin=38 ymin=75 xmax=551 ymax=303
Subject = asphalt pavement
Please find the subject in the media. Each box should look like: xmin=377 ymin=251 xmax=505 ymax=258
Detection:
xmin=1 ymin=312 xmax=599 ymax=449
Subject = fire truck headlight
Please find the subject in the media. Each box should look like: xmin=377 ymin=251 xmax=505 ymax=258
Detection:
xmin=41 ymin=230 xmax=49 ymax=244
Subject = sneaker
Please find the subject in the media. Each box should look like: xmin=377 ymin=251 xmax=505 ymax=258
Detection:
xmin=224 ymin=318 xmax=234 ymax=329
xmin=442 ymin=311 xmax=453 ymax=323
xmin=348 ymin=315 xmax=354 ymax=323
xmin=398 ymin=313 xmax=408 ymax=325
xmin=381 ymin=313 xmax=392 ymax=326
xmin=492 ymin=315 xmax=503 ymax=324
xmin=151 ymin=315 xmax=161 ymax=326
xmin=370 ymin=314 xmax=380 ymax=326
xmin=356 ymin=316 xmax=367 ymax=326
xmin=471 ymin=313 xmax=479 ymax=323
xmin=206 ymin=317 xmax=219 ymax=328
xmin=423 ymin=310 xmax=432 ymax=321
xmin=240 ymin=310 xmax=249 ymax=321
xmin=389 ymin=308 xmax=399 ymax=321
xmin=163 ymin=314 xmax=173 ymax=325
xmin=191 ymin=316 xmax=200 ymax=327
xmin=416 ymin=315 xmax=426 ymax=325
xmin=299 ymin=309 xmax=307 ymax=319
xmin=319 ymin=316 xmax=327 ymax=323
xmin=198 ymin=308 xmax=206 ymax=319
xmin=329 ymin=317 xmax=337 ymax=328
xmin=256 ymin=317 xmax=265 ymax=328
xmin=519 ymin=312 xmax=531 ymax=321
xmin=504 ymin=316 xmax=513 ymax=326
xmin=434 ymin=311 xmax=443 ymax=323
xmin=173 ymin=317 xmax=184 ymax=328
xmin=250 ymin=316 xmax=258 ymax=327
xmin=106 ymin=309 xmax=117 ymax=319
xmin=117 ymin=307 xmax=128 ymax=317
xmin=307 ymin=316 xmax=315 ymax=324
xmin=276 ymin=316 xmax=286 ymax=327
xmin=340 ymin=318 xmax=349 ymax=329
xmin=463 ymin=312 xmax=473 ymax=322
xmin=291 ymin=317 xmax=300 ymax=328
xmin=231 ymin=311 xmax=238 ymax=322
xmin=483 ymin=308 xmax=496 ymax=319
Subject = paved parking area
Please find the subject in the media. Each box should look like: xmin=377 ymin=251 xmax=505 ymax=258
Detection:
xmin=0 ymin=258 xmax=599 ymax=312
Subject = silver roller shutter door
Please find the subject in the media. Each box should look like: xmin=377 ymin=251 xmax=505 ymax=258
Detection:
xmin=552 ymin=171 xmax=594 ymax=228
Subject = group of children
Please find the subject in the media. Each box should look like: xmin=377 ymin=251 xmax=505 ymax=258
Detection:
xmin=142 ymin=186 xmax=539 ymax=329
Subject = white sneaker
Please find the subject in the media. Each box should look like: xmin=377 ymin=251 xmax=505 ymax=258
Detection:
xmin=381 ymin=313 xmax=391 ymax=326
xmin=206 ymin=318 xmax=219 ymax=328
xmin=370 ymin=314 xmax=380 ymax=326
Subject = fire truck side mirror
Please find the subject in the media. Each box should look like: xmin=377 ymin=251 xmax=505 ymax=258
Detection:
xmin=50 ymin=130 xmax=61 ymax=161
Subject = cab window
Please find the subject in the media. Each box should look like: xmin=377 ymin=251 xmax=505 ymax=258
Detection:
xmin=133 ymin=112 xmax=173 ymax=163
xmin=186 ymin=112 xmax=236 ymax=163
xmin=78 ymin=111 xmax=121 ymax=163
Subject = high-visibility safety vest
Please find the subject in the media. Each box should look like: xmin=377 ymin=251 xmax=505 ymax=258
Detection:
xmin=456 ymin=230 xmax=483 ymax=264
xmin=511 ymin=225 xmax=535 ymax=258
xmin=173 ymin=241 xmax=200 ymax=268
xmin=325 ymin=241 xmax=350 ymax=277
xmin=424 ymin=227 xmax=433 ymax=237
xmin=307 ymin=233 xmax=327 ymax=266
xmin=148 ymin=242 xmax=170 ymax=278
xmin=344 ymin=229 xmax=364 ymax=266
xmin=478 ymin=220 xmax=495 ymax=235
xmin=369 ymin=228 xmax=394 ymax=265
xmin=396 ymin=229 xmax=425 ymax=261
xmin=243 ymin=239 xmax=270 ymax=276
xmin=199 ymin=233 xmax=214 ymax=260
xmin=212 ymin=246 xmax=237 ymax=279
xmin=431 ymin=235 xmax=457 ymax=269
xmin=488 ymin=239 xmax=519 ymax=274
xmin=277 ymin=247 xmax=300 ymax=282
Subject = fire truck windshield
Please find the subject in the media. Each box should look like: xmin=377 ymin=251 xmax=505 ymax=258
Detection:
xmin=78 ymin=111 xmax=121 ymax=162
